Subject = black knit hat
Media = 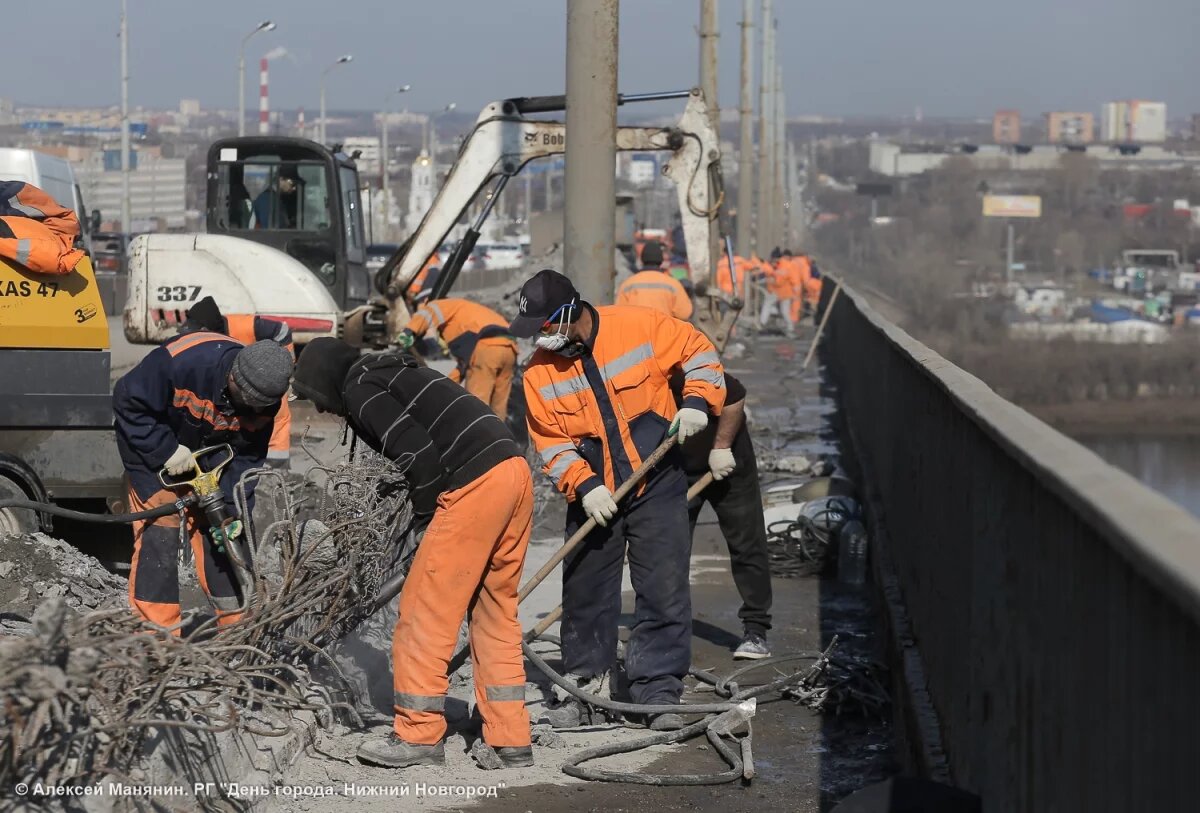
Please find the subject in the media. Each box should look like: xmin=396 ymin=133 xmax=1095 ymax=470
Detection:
xmin=291 ymin=337 xmax=361 ymax=416
xmin=185 ymin=296 xmax=226 ymax=333
xmin=640 ymin=241 xmax=665 ymax=267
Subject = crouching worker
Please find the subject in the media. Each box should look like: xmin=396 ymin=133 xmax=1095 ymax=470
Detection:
xmin=291 ymin=338 xmax=534 ymax=769
xmin=114 ymin=334 xmax=294 ymax=630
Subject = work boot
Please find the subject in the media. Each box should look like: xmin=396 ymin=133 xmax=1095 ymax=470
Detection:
xmin=734 ymin=632 xmax=771 ymax=660
xmin=648 ymin=713 xmax=687 ymax=732
xmin=356 ymin=733 xmax=446 ymax=768
xmin=541 ymin=699 xmax=586 ymax=729
xmin=495 ymin=745 xmax=535 ymax=767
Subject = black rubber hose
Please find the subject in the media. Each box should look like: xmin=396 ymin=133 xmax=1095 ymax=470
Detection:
xmin=0 ymin=497 xmax=194 ymax=525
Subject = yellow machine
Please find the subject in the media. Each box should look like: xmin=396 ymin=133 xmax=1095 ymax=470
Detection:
xmin=0 ymin=252 xmax=118 ymax=534
xmin=0 ymin=254 xmax=109 ymax=349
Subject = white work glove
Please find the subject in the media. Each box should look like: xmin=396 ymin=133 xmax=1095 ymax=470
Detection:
xmin=708 ymin=447 xmax=737 ymax=481
xmin=581 ymin=486 xmax=619 ymax=528
xmin=164 ymin=444 xmax=194 ymax=476
xmin=671 ymin=407 xmax=709 ymax=444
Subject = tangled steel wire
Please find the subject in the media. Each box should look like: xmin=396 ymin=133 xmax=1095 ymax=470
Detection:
xmin=0 ymin=449 xmax=412 ymax=800
xmin=765 ymin=496 xmax=860 ymax=578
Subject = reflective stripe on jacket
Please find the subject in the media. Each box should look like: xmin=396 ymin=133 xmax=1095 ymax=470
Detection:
xmin=406 ymin=298 xmax=516 ymax=362
xmin=616 ymin=270 xmax=693 ymax=320
xmin=0 ymin=182 xmax=85 ymax=275
xmin=524 ymin=304 xmax=725 ymax=502
xmin=113 ymin=331 xmax=276 ymax=502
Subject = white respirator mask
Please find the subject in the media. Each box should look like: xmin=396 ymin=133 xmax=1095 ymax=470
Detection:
xmin=535 ymin=301 xmax=576 ymax=353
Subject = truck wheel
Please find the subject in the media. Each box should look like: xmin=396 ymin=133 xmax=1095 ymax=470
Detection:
xmin=0 ymin=474 xmax=37 ymax=537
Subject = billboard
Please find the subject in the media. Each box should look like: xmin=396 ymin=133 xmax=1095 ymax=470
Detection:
xmin=982 ymin=195 xmax=1042 ymax=218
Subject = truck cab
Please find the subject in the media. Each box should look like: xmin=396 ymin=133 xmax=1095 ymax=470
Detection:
xmin=206 ymin=137 xmax=371 ymax=311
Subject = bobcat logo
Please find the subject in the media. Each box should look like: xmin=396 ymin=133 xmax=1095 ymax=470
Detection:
xmin=519 ymin=295 xmax=529 ymax=313
xmin=523 ymin=132 xmax=537 ymax=144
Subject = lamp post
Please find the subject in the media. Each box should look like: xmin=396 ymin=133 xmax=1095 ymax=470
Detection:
xmin=120 ymin=0 xmax=130 ymax=232
xmin=319 ymin=54 xmax=353 ymax=145
xmin=380 ymin=84 xmax=412 ymax=242
xmin=238 ymin=20 xmax=275 ymax=137
xmin=424 ymin=102 xmax=456 ymax=159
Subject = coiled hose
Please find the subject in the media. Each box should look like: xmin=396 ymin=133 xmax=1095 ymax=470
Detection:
xmin=0 ymin=496 xmax=195 ymax=525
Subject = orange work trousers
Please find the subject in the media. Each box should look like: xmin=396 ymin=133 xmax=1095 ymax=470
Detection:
xmin=392 ymin=456 xmax=533 ymax=747
xmin=127 ymin=486 xmax=245 ymax=631
xmin=464 ymin=339 xmax=517 ymax=421
xmin=267 ymin=398 xmax=292 ymax=465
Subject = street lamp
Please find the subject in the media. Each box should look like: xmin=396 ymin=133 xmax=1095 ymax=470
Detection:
xmin=425 ymin=102 xmax=457 ymax=158
xmin=380 ymin=84 xmax=412 ymax=242
xmin=120 ymin=0 xmax=130 ymax=232
xmin=319 ymin=54 xmax=353 ymax=145
xmin=238 ymin=20 xmax=276 ymax=137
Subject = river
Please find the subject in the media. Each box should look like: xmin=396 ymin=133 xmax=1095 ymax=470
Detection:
xmin=1084 ymin=436 xmax=1200 ymax=519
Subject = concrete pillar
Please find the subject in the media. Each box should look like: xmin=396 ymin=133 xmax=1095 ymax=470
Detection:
xmin=756 ymin=0 xmax=773 ymax=254
xmin=698 ymin=0 xmax=721 ymax=281
xmin=775 ymin=60 xmax=786 ymax=248
xmin=736 ymin=0 xmax=755 ymax=257
xmin=564 ymin=0 xmax=619 ymax=304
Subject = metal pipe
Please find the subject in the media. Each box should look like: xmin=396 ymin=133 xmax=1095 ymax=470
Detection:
xmin=755 ymin=0 xmax=772 ymax=255
xmin=736 ymin=0 xmax=755 ymax=257
xmin=120 ymin=0 xmax=130 ymax=233
xmin=564 ymin=0 xmax=619 ymax=304
xmin=319 ymin=55 xmax=353 ymax=146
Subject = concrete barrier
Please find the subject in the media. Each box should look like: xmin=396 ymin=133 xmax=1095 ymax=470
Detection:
xmin=823 ymin=279 xmax=1200 ymax=811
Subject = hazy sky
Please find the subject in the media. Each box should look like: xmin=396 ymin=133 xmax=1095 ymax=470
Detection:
xmin=13 ymin=0 xmax=1200 ymax=119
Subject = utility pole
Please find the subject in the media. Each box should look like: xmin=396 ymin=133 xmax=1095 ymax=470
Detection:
xmin=698 ymin=0 xmax=721 ymax=281
xmin=564 ymin=0 xmax=619 ymax=304
xmin=756 ymin=0 xmax=773 ymax=254
xmin=120 ymin=0 xmax=131 ymax=233
xmin=736 ymin=0 xmax=755 ymax=256
xmin=775 ymin=59 xmax=786 ymax=247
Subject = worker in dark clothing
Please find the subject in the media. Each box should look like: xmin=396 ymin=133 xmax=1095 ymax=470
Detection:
xmin=291 ymin=339 xmax=534 ymax=771
xmin=114 ymin=333 xmax=294 ymax=629
xmin=182 ymin=296 xmax=295 ymax=468
xmin=673 ymin=371 xmax=773 ymax=659
xmin=252 ymin=164 xmax=300 ymax=229
xmin=513 ymin=269 xmax=726 ymax=732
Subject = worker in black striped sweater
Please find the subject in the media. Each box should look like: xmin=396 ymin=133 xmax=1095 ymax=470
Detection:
xmin=292 ymin=338 xmax=533 ymax=771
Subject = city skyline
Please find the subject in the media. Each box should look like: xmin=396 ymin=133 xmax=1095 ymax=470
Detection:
xmin=9 ymin=0 xmax=1200 ymax=119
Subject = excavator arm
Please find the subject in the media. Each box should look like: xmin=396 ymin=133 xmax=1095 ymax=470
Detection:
xmin=380 ymin=87 xmax=723 ymax=332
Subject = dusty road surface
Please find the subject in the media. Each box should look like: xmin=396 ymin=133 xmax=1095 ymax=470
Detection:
xmin=268 ymin=324 xmax=896 ymax=813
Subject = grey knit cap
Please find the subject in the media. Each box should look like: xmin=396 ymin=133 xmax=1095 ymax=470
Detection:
xmin=230 ymin=340 xmax=294 ymax=408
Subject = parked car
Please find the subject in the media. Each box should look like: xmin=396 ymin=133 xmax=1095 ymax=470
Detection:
xmin=437 ymin=243 xmax=481 ymax=272
xmin=91 ymin=231 xmax=129 ymax=274
xmin=365 ymin=243 xmax=400 ymax=272
xmin=474 ymin=242 xmax=525 ymax=270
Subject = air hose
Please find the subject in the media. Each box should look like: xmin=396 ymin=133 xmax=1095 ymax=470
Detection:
xmin=0 ymin=496 xmax=196 ymax=525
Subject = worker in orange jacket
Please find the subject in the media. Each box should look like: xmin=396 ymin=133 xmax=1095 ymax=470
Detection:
xmin=405 ymin=253 xmax=440 ymax=305
xmin=181 ymin=297 xmax=295 ymax=468
xmin=511 ymin=269 xmax=726 ymax=731
xmin=716 ymin=253 xmax=749 ymax=299
xmin=616 ymin=241 xmax=693 ymax=320
xmin=397 ymin=298 xmax=517 ymax=420
xmin=759 ymin=249 xmax=797 ymax=336
xmin=0 ymin=182 xmax=86 ymax=275
xmin=800 ymin=254 xmax=823 ymax=311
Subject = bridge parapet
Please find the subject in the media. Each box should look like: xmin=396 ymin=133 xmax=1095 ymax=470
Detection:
xmin=823 ymin=278 xmax=1200 ymax=811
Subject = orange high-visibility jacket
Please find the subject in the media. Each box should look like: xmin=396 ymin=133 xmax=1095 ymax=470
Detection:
xmin=524 ymin=304 xmax=726 ymax=502
xmin=716 ymin=256 xmax=748 ymax=296
xmin=406 ymin=254 xmax=439 ymax=299
xmin=0 ymin=182 xmax=86 ymax=276
xmin=615 ymin=270 xmax=693 ymax=320
xmin=406 ymin=298 xmax=514 ymax=347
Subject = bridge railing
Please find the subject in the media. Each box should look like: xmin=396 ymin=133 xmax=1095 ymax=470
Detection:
xmin=823 ymin=278 xmax=1200 ymax=811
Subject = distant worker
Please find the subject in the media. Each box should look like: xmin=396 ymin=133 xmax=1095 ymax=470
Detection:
xmin=291 ymin=339 xmax=533 ymax=770
xmin=181 ymin=296 xmax=295 ymax=468
xmin=759 ymin=249 xmax=797 ymax=337
xmin=673 ymin=370 xmax=773 ymax=659
xmin=716 ymin=253 xmax=748 ymax=299
xmin=114 ymin=333 xmax=293 ymax=629
xmin=512 ymin=269 xmax=725 ymax=730
xmin=397 ymin=298 xmax=517 ymax=420
xmin=801 ymin=253 xmax=823 ymax=313
xmin=252 ymin=164 xmax=300 ymax=229
xmin=406 ymin=253 xmax=440 ymax=305
xmin=616 ymin=241 xmax=693 ymax=320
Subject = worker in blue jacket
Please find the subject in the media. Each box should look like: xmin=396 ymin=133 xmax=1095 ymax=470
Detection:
xmin=113 ymin=331 xmax=293 ymax=630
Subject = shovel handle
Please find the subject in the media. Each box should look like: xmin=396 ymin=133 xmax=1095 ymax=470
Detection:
xmin=518 ymin=432 xmax=681 ymax=603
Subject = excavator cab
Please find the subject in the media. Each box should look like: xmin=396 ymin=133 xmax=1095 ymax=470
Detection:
xmin=206 ymin=137 xmax=372 ymax=310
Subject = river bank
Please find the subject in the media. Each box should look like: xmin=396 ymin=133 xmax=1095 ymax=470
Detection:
xmin=1026 ymin=397 xmax=1200 ymax=437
